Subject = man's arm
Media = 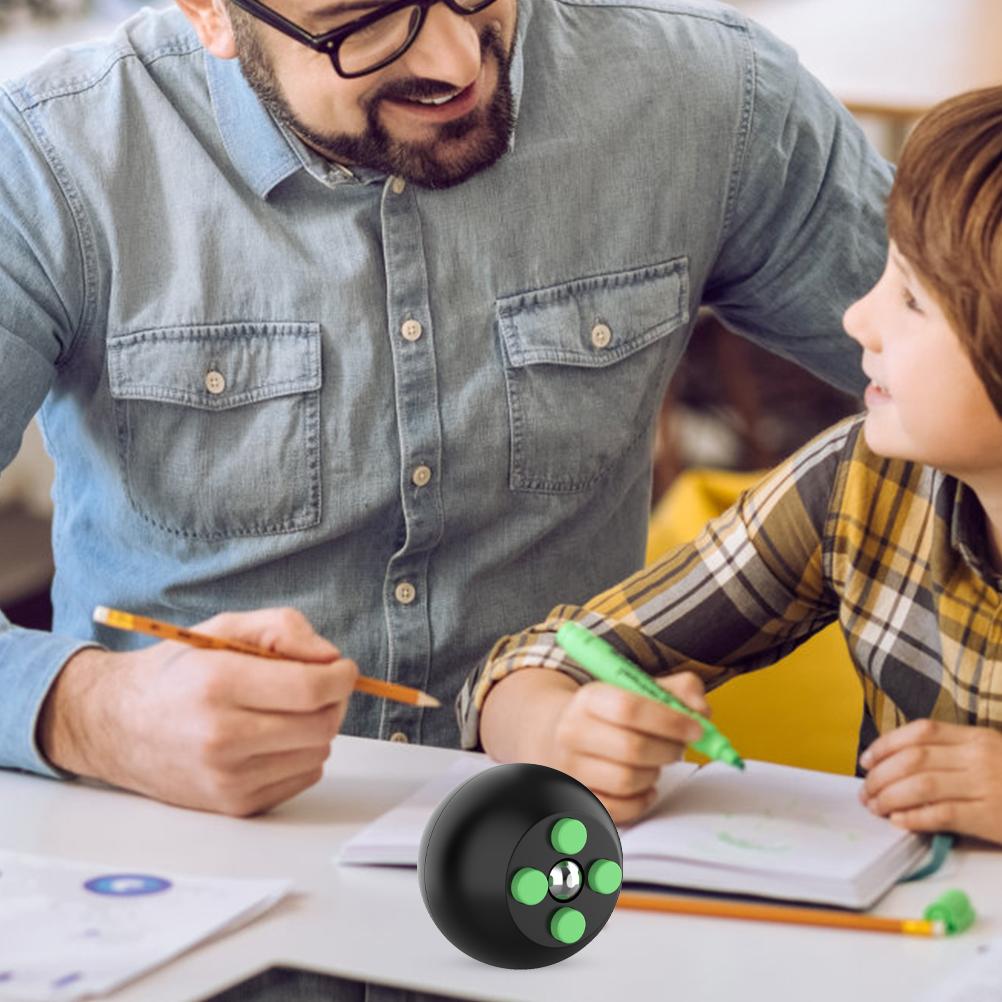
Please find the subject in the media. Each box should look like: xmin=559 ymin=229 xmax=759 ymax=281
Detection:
xmin=704 ymin=15 xmax=893 ymax=394
xmin=0 ymin=85 xmax=99 ymax=778
xmin=0 ymin=92 xmax=357 ymax=815
xmin=38 ymin=611 xmax=359 ymax=815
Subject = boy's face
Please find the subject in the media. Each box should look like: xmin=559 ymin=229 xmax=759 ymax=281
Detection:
xmin=843 ymin=243 xmax=1002 ymax=478
xmin=225 ymin=0 xmax=519 ymax=188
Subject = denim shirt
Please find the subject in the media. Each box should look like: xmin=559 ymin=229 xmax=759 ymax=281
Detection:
xmin=0 ymin=0 xmax=890 ymax=775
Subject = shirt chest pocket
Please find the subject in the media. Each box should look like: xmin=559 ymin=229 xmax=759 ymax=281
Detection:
xmin=107 ymin=322 xmax=321 ymax=540
xmin=496 ymin=259 xmax=690 ymax=493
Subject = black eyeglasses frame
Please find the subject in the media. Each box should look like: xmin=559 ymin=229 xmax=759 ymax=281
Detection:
xmin=227 ymin=0 xmax=499 ymax=79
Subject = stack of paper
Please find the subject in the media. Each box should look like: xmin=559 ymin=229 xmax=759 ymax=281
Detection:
xmin=0 ymin=850 xmax=288 ymax=1001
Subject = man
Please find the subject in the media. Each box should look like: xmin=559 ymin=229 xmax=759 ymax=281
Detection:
xmin=1 ymin=0 xmax=890 ymax=815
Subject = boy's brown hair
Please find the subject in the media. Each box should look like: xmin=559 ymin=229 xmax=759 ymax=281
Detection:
xmin=887 ymin=86 xmax=1002 ymax=417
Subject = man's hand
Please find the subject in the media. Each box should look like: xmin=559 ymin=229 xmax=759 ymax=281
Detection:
xmin=860 ymin=719 xmax=1002 ymax=845
xmin=38 ymin=608 xmax=358 ymax=816
xmin=480 ymin=667 xmax=708 ymax=824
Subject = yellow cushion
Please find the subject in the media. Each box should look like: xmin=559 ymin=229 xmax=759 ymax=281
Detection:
xmin=646 ymin=469 xmax=863 ymax=775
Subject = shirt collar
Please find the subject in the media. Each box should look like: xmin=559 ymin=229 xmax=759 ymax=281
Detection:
xmin=950 ymin=479 xmax=1002 ymax=591
xmin=204 ymin=3 xmax=529 ymax=201
xmin=205 ymin=53 xmax=303 ymax=200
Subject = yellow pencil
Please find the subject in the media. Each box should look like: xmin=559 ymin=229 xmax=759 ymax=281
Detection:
xmin=616 ymin=891 xmax=946 ymax=936
xmin=93 ymin=606 xmax=440 ymax=708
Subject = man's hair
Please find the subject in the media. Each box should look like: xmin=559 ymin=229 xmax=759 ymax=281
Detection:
xmin=887 ymin=86 xmax=1002 ymax=417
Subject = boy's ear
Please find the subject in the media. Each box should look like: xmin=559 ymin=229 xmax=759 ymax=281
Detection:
xmin=174 ymin=0 xmax=238 ymax=59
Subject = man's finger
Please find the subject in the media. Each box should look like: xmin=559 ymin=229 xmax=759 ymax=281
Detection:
xmin=860 ymin=718 xmax=969 ymax=770
xmin=238 ymin=745 xmax=333 ymax=786
xmin=197 ymin=607 xmax=342 ymax=663
xmin=226 ymin=703 xmax=346 ymax=756
xmin=230 ymin=767 xmax=327 ymax=817
xmin=207 ymin=655 xmax=359 ymax=712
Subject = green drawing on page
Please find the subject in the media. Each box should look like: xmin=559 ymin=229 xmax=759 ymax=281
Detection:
xmin=717 ymin=831 xmax=790 ymax=853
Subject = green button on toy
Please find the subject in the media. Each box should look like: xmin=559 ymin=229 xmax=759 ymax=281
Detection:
xmin=419 ymin=763 xmax=623 ymax=969
xmin=550 ymin=907 xmax=586 ymax=944
xmin=510 ymin=867 xmax=549 ymax=906
xmin=550 ymin=817 xmax=587 ymax=855
xmin=588 ymin=859 xmax=623 ymax=895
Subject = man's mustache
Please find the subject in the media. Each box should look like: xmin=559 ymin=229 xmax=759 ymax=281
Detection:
xmin=367 ymin=24 xmax=507 ymax=108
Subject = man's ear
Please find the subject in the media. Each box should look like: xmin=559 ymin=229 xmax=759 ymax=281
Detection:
xmin=174 ymin=0 xmax=239 ymax=59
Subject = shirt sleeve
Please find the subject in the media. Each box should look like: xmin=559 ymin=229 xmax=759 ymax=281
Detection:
xmin=457 ymin=417 xmax=863 ymax=750
xmin=0 ymin=87 xmax=102 ymax=778
xmin=703 ymin=16 xmax=893 ymax=396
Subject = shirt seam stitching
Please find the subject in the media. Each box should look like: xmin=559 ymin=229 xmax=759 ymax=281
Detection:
xmin=9 ymin=40 xmax=202 ymax=111
xmin=714 ymin=21 xmax=756 ymax=263
xmin=7 ymin=95 xmax=94 ymax=367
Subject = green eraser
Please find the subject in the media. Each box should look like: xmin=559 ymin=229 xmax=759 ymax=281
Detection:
xmin=588 ymin=858 xmax=623 ymax=895
xmin=510 ymin=867 xmax=549 ymax=906
xmin=923 ymin=889 xmax=976 ymax=935
xmin=551 ymin=817 xmax=587 ymax=855
xmin=550 ymin=906 xmax=586 ymax=944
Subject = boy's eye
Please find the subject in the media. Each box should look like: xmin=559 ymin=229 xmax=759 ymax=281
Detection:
xmin=902 ymin=287 xmax=923 ymax=314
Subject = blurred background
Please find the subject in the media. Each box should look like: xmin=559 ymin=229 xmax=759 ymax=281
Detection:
xmin=2 ymin=0 xmax=1001 ymax=634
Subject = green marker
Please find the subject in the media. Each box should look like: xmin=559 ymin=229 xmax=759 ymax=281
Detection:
xmin=555 ymin=621 xmax=744 ymax=770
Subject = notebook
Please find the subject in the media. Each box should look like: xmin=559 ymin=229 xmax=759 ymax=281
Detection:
xmin=336 ymin=757 xmax=931 ymax=910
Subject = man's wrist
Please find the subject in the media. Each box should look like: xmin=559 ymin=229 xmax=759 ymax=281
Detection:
xmin=36 ymin=646 xmax=113 ymax=779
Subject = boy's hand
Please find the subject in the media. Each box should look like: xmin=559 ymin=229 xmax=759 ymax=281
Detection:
xmin=38 ymin=607 xmax=359 ymax=817
xmin=548 ymin=674 xmax=708 ymax=824
xmin=859 ymin=719 xmax=1002 ymax=844
xmin=479 ymin=666 xmax=709 ymax=825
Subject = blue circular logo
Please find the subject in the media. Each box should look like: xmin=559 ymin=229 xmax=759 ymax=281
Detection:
xmin=84 ymin=874 xmax=172 ymax=896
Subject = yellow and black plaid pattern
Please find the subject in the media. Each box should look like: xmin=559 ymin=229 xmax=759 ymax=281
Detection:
xmin=457 ymin=416 xmax=1002 ymax=757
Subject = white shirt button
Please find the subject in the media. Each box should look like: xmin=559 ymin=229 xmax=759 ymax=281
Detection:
xmin=389 ymin=731 xmax=409 ymax=743
xmin=591 ymin=323 xmax=613 ymax=349
xmin=411 ymin=465 xmax=432 ymax=487
xmin=401 ymin=319 xmax=423 ymax=342
xmin=205 ymin=370 xmax=226 ymax=394
xmin=394 ymin=581 xmax=417 ymax=605
xmin=390 ymin=176 xmax=407 ymax=195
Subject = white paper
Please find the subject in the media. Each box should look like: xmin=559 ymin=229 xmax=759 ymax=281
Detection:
xmin=0 ymin=850 xmax=289 ymax=1001
xmin=336 ymin=756 xmax=491 ymax=865
xmin=623 ymin=760 xmax=918 ymax=878
xmin=335 ymin=757 xmax=697 ymax=867
xmin=335 ymin=758 xmax=927 ymax=908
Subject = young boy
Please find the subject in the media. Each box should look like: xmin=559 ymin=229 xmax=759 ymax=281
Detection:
xmin=457 ymin=87 xmax=1002 ymax=843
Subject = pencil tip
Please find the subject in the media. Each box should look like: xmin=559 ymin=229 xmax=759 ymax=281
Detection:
xmin=418 ymin=693 xmax=441 ymax=708
xmin=93 ymin=605 xmax=110 ymax=624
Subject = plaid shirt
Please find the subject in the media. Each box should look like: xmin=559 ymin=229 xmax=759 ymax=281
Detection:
xmin=457 ymin=415 xmax=1002 ymax=757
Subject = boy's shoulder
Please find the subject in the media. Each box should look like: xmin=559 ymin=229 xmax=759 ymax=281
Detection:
xmin=828 ymin=415 xmax=948 ymax=538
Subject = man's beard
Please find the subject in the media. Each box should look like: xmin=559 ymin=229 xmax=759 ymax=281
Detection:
xmin=232 ymin=17 xmax=516 ymax=190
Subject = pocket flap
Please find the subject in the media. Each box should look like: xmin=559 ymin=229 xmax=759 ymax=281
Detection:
xmin=107 ymin=322 xmax=321 ymax=411
xmin=496 ymin=259 xmax=689 ymax=369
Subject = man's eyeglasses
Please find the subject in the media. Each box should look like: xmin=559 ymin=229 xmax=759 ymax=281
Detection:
xmin=227 ymin=0 xmax=500 ymax=79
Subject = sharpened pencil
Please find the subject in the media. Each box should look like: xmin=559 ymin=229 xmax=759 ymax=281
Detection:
xmin=615 ymin=891 xmax=944 ymax=936
xmin=92 ymin=606 xmax=440 ymax=708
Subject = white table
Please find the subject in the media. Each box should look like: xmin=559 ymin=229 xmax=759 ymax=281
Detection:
xmin=1 ymin=736 xmax=999 ymax=1001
